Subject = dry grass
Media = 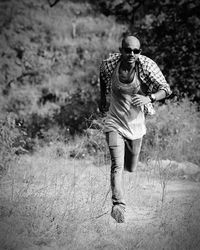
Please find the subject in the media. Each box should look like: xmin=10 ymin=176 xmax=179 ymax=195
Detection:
xmin=141 ymin=99 xmax=200 ymax=165
xmin=0 ymin=141 xmax=110 ymax=249
xmin=1 ymin=99 xmax=200 ymax=249
xmin=0 ymin=138 xmax=200 ymax=250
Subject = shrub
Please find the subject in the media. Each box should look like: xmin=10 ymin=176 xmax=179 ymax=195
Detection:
xmin=0 ymin=113 xmax=25 ymax=177
xmin=141 ymin=99 xmax=200 ymax=165
xmin=55 ymin=87 xmax=99 ymax=134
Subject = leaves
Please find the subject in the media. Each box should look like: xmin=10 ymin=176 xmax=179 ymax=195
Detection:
xmin=91 ymin=0 xmax=200 ymax=101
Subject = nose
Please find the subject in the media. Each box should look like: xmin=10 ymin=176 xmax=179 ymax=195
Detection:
xmin=131 ymin=50 xmax=135 ymax=55
xmin=130 ymin=51 xmax=136 ymax=57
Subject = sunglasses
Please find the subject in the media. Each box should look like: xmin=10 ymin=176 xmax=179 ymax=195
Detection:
xmin=123 ymin=48 xmax=141 ymax=54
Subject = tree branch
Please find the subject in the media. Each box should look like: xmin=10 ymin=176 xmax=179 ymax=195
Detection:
xmin=47 ymin=0 xmax=61 ymax=8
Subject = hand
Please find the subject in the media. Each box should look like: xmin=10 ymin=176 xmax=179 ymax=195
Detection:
xmin=132 ymin=94 xmax=151 ymax=107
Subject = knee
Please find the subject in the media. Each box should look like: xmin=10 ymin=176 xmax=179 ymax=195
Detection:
xmin=125 ymin=161 xmax=138 ymax=172
xmin=126 ymin=168 xmax=135 ymax=173
xmin=111 ymin=163 xmax=123 ymax=174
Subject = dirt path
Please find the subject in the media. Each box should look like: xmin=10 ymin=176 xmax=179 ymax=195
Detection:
xmin=71 ymin=170 xmax=200 ymax=250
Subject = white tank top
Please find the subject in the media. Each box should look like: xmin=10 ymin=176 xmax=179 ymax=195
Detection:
xmin=104 ymin=62 xmax=146 ymax=140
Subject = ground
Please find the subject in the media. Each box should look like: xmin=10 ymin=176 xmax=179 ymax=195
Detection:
xmin=0 ymin=147 xmax=200 ymax=250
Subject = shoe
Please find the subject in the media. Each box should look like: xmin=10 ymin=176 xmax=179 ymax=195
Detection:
xmin=111 ymin=205 xmax=125 ymax=223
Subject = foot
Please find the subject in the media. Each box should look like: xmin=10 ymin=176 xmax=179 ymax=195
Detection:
xmin=111 ymin=205 xmax=125 ymax=223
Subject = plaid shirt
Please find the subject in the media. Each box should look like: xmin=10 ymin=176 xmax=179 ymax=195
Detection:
xmin=100 ymin=53 xmax=172 ymax=98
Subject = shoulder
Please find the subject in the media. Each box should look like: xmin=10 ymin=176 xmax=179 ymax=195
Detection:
xmin=100 ymin=53 xmax=121 ymax=74
xmin=138 ymin=55 xmax=162 ymax=75
xmin=101 ymin=53 xmax=121 ymax=66
xmin=102 ymin=52 xmax=121 ymax=62
xmin=138 ymin=55 xmax=157 ymax=67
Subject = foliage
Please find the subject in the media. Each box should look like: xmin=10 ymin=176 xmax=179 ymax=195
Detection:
xmin=90 ymin=0 xmax=200 ymax=102
xmin=0 ymin=0 xmax=199 ymax=148
xmin=0 ymin=0 xmax=126 ymax=138
xmin=0 ymin=113 xmax=29 ymax=177
xmin=89 ymin=0 xmax=143 ymax=22
xmin=54 ymin=87 xmax=99 ymax=134
xmin=135 ymin=0 xmax=200 ymax=102
xmin=141 ymin=99 xmax=200 ymax=165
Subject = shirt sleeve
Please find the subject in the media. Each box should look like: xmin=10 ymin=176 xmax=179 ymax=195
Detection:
xmin=99 ymin=53 xmax=121 ymax=97
xmin=99 ymin=62 xmax=107 ymax=99
xmin=145 ymin=58 xmax=172 ymax=97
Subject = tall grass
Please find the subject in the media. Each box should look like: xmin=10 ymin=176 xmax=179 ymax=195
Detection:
xmin=0 ymin=141 xmax=110 ymax=250
xmin=0 ymin=99 xmax=200 ymax=250
xmin=1 ymin=142 xmax=199 ymax=249
xmin=141 ymin=98 xmax=200 ymax=165
xmin=0 ymin=113 xmax=22 ymax=178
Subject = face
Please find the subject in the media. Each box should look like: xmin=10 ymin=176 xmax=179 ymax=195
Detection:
xmin=120 ymin=36 xmax=141 ymax=65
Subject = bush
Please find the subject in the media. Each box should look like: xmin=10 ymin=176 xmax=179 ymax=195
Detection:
xmin=55 ymin=87 xmax=99 ymax=134
xmin=141 ymin=99 xmax=200 ymax=165
xmin=0 ymin=113 xmax=25 ymax=177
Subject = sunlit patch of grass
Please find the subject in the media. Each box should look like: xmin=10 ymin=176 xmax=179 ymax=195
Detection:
xmin=1 ymin=132 xmax=200 ymax=249
xmin=141 ymin=99 xmax=200 ymax=165
xmin=0 ymin=141 xmax=111 ymax=249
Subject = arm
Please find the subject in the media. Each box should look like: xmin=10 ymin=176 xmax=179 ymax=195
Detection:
xmin=99 ymin=74 xmax=108 ymax=113
xmin=99 ymin=61 xmax=110 ymax=114
xmin=132 ymin=89 xmax=166 ymax=107
xmin=138 ymin=55 xmax=172 ymax=97
xmin=132 ymin=57 xmax=172 ymax=107
xmin=98 ymin=53 xmax=120 ymax=113
xmin=151 ymin=89 xmax=166 ymax=101
xmin=147 ymin=59 xmax=172 ymax=97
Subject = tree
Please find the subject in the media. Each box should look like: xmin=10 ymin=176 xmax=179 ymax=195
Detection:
xmin=91 ymin=0 xmax=200 ymax=102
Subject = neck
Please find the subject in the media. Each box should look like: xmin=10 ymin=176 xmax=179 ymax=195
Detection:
xmin=120 ymin=60 xmax=135 ymax=71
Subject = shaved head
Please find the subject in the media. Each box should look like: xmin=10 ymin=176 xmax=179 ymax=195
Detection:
xmin=121 ymin=36 xmax=141 ymax=49
xmin=120 ymin=35 xmax=141 ymax=67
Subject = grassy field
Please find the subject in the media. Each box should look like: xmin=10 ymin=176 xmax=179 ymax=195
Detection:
xmin=0 ymin=139 xmax=200 ymax=250
xmin=1 ymin=100 xmax=200 ymax=250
